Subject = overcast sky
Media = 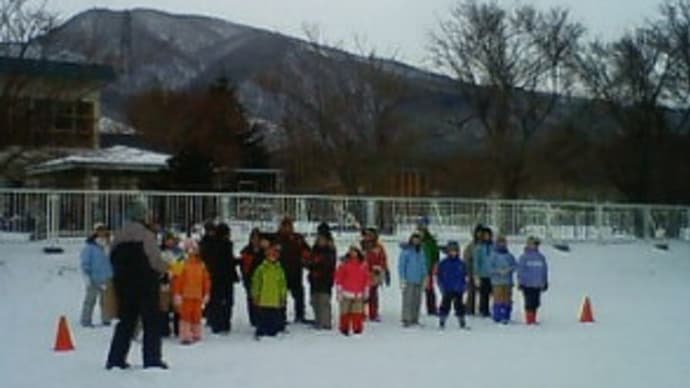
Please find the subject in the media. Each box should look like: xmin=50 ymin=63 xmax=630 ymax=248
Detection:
xmin=50 ymin=0 xmax=659 ymax=68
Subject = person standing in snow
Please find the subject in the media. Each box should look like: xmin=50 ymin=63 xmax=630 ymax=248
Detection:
xmin=239 ymin=228 xmax=266 ymax=327
xmin=251 ymin=245 xmax=288 ymax=339
xmin=361 ymin=227 xmax=390 ymax=322
xmin=517 ymin=236 xmax=549 ymax=325
xmin=173 ymin=239 xmax=211 ymax=344
xmin=398 ymin=232 xmax=428 ymax=327
xmin=474 ymin=227 xmax=494 ymax=317
xmin=417 ymin=217 xmax=440 ymax=316
xmin=204 ymin=223 xmax=239 ymax=334
xmin=462 ymin=225 xmax=484 ymax=315
xmin=437 ymin=241 xmax=468 ymax=329
xmin=306 ymin=231 xmax=337 ymax=330
xmin=80 ymin=223 xmax=113 ymax=328
xmin=335 ymin=246 xmax=370 ymax=336
xmin=106 ymin=200 xmax=168 ymax=370
xmin=489 ymin=235 xmax=517 ymax=324
xmin=276 ymin=217 xmax=311 ymax=323
xmin=160 ymin=232 xmax=185 ymax=337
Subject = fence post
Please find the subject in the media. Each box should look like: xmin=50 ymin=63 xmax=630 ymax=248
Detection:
xmin=545 ymin=203 xmax=552 ymax=242
xmin=596 ymin=203 xmax=604 ymax=243
xmin=643 ymin=207 xmax=652 ymax=240
xmin=365 ymin=199 xmax=376 ymax=229
xmin=220 ymin=195 xmax=230 ymax=222
xmin=489 ymin=199 xmax=499 ymax=234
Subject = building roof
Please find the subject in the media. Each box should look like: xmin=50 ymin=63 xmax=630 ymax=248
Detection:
xmin=0 ymin=56 xmax=116 ymax=81
xmin=27 ymin=146 xmax=170 ymax=175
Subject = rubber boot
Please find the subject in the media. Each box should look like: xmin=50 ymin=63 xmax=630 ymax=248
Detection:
xmin=492 ymin=304 xmax=502 ymax=323
xmin=352 ymin=314 xmax=364 ymax=335
xmin=502 ymin=304 xmax=512 ymax=324
xmin=339 ymin=314 xmax=350 ymax=336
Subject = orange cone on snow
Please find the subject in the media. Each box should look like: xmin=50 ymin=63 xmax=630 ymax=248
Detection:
xmin=579 ymin=297 xmax=595 ymax=323
xmin=54 ymin=315 xmax=75 ymax=352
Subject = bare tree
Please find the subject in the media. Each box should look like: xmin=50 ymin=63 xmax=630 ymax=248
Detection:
xmin=575 ymin=1 xmax=690 ymax=203
xmin=260 ymin=26 xmax=416 ymax=194
xmin=0 ymin=0 xmax=59 ymax=182
xmin=428 ymin=0 xmax=584 ymax=198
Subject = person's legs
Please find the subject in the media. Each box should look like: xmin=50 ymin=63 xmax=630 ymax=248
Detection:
xmin=439 ymin=292 xmax=452 ymax=327
xmin=453 ymin=292 xmax=466 ymax=327
xmin=479 ymin=278 xmax=492 ymax=317
xmin=352 ymin=299 xmax=365 ymax=334
xmin=412 ymin=284 xmax=423 ymax=324
xmin=141 ymin=287 xmax=163 ymax=367
xmin=401 ymin=285 xmax=412 ymax=325
xmin=465 ymin=280 xmax=476 ymax=315
xmin=291 ymin=283 xmax=306 ymax=322
xmin=81 ymin=283 xmax=99 ymax=326
xmin=425 ymin=277 xmax=438 ymax=316
xmin=368 ymin=286 xmax=379 ymax=321
xmin=106 ymin=290 xmax=138 ymax=368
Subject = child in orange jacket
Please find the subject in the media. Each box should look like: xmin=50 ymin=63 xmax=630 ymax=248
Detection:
xmin=174 ymin=239 xmax=211 ymax=345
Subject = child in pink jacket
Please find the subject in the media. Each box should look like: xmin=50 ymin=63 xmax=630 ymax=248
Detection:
xmin=335 ymin=246 xmax=370 ymax=336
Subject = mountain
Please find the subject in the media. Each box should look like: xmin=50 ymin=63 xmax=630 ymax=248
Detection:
xmin=34 ymin=8 xmax=494 ymax=157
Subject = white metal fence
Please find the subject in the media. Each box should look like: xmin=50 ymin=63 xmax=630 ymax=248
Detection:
xmin=0 ymin=189 xmax=689 ymax=243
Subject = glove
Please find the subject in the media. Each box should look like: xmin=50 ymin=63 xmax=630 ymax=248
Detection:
xmin=173 ymin=295 xmax=182 ymax=307
xmin=384 ymin=270 xmax=391 ymax=287
xmin=202 ymin=295 xmax=210 ymax=306
xmin=543 ymin=282 xmax=548 ymax=292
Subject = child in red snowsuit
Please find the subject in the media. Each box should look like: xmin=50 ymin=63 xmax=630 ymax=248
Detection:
xmin=361 ymin=228 xmax=390 ymax=321
xmin=174 ymin=239 xmax=211 ymax=345
xmin=335 ymin=246 xmax=370 ymax=336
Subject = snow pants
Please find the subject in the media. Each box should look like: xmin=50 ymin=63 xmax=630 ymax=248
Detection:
xmin=256 ymin=307 xmax=285 ymax=337
xmin=478 ymin=277 xmax=492 ymax=317
xmin=311 ymin=292 xmax=332 ymax=329
xmin=401 ymin=283 xmax=423 ymax=325
xmin=521 ymin=287 xmax=542 ymax=312
xmin=81 ymin=282 xmax=109 ymax=326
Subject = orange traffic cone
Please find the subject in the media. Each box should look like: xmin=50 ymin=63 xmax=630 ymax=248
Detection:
xmin=54 ymin=315 xmax=75 ymax=352
xmin=579 ymin=297 xmax=595 ymax=323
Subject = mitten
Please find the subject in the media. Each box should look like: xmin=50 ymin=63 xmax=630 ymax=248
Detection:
xmin=384 ymin=270 xmax=391 ymax=287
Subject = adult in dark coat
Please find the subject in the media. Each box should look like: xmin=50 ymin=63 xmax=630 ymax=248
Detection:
xmin=239 ymin=228 xmax=266 ymax=326
xmin=204 ymin=223 xmax=240 ymax=334
xmin=276 ymin=217 xmax=311 ymax=323
xmin=106 ymin=200 xmax=168 ymax=370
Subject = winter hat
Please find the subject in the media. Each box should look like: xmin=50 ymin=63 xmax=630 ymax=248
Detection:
xmin=527 ymin=236 xmax=541 ymax=246
xmin=93 ymin=222 xmax=107 ymax=232
xmin=216 ymin=223 xmax=230 ymax=238
xmin=417 ymin=216 xmax=430 ymax=227
xmin=126 ymin=200 xmax=148 ymax=221
xmin=446 ymin=240 xmax=460 ymax=252
xmin=182 ymin=238 xmax=199 ymax=253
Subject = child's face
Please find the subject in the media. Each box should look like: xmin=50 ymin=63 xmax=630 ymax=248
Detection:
xmin=267 ymin=247 xmax=280 ymax=262
xmin=164 ymin=238 xmax=177 ymax=249
xmin=448 ymin=248 xmax=459 ymax=256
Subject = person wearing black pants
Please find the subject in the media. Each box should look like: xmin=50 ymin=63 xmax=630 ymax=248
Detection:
xmin=478 ymin=278 xmax=493 ymax=317
xmin=437 ymin=241 xmax=468 ymax=329
xmin=205 ymin=223 xmax=239 ymax=334
xmin=106 ymin=201 xmax=169 ymax=370
xmin=276 ymin=218 xmax=310 ymax=323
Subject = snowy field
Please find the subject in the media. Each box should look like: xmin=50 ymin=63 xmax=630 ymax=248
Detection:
xmin=1 ymin=240 xmax=690 ymax=388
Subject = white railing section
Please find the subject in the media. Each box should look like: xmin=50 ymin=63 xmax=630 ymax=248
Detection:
xmin=0 ymin=189 xmax=688 ymax=243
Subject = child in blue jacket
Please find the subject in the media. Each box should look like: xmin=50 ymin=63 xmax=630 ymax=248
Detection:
xmin=437 ymin=241 xmax=468 ymax=329
xmin=517 ymin=236 xmax=548 ymax=325
xmin=489 ymin=235 xmax=517 ymax=324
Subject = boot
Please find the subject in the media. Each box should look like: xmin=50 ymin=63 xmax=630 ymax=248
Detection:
xmin=352 ymin=314 xmax=364 ymax=334
xmin=533 ymin=310 xmax=539 ymax=324
xmin=439 ymin=315 xmax=447 ymax=329
xmin=492 ymin=304 xmax=502 ymax=323
xmin=339 ymin=314 xmax=350 ymax=336
xmin=525 ymin=310 xmax=535 ymax=325
xmin=503 ymin=304 xmax=512 ymax=324
xmin=458 ymin=315 xmax=466 ymax=329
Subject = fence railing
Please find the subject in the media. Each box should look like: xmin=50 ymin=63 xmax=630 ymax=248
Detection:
xmin=1 ymin=189 xmax=689 ymax=243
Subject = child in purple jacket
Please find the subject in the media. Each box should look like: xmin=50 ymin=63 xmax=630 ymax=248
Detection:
xmin=517 ymin=236 xmax=549 ymax=325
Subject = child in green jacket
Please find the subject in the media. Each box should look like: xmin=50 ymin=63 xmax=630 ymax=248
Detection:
xmin=251 ymin=245 xmax=288 ymax=339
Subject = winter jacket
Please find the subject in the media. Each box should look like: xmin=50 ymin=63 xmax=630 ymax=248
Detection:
xmin=489 ymin=247 xmax=517 ymax=286
xmin=201 ymin=238 xmax=239 ymax=287
xmin=473 ymin=242 xmax=493 ymax=278
xmin=517 ymin=248 xmax=548 ymax=288
xmin=276 ymin=232 xmax=311 ymax=285
xmin=110 ymin=222 xmax=165 ymax=299
xmin=306 ymin=245 xmax=337 ymax=293
xmin=173 ymin=256 xmax=211 ymax=301
xmin=421 ymin=231 xmax=440 ymax=275
xmin=335 ymin=259 xmax=370 ymax=299
xmin=398 ymin=246 xmax=428 ymax=285
xmin=239 ymin=244 xmax=265 ymax=289
xmin=437 ymin=255 xmax=467 ymax=294
xmin=251 ymin=260 xmax=288 ymax=308
xmin=80 ymin=238 xmax=112 ymax=286
xmin=364 ymin=242 xmax=389 ymax=286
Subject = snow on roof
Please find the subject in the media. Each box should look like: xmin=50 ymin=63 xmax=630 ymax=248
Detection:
xmin=27 ymin=146 xmax=170 ymax=175
xmin=98 ymin=117 xmax=137 ymax=135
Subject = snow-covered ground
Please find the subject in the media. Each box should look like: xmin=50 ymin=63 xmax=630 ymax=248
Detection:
xmin=1 ymin=240 xmax=689 ymax=388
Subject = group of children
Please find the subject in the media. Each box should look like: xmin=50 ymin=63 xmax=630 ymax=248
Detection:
xmin=102 ymin=219 xmax=548 ymax=346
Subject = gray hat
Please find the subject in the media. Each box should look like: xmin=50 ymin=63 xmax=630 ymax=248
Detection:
xmin=126 ymin=199 xmax=149 ymax=221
